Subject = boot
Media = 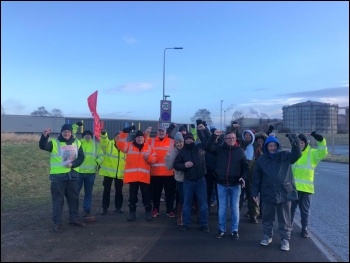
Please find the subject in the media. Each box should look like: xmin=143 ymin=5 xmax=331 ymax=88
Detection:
xmin=127 ymin=211 xmax=136 ymax=221
xmin=145 ymin=211 xmax=152 ymax=221
xmin=177 ymin=204 xmax=183 ymax=226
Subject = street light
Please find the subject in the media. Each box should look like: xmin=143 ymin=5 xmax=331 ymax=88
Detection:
xmin=220 ymin=100 xmax=223 ymax=130
xmin=163 ymin=47 xmax=183 ymax=100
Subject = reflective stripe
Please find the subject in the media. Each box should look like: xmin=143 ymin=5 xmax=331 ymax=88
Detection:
xmin=294 ymin=178 xmax=313 ymax=185
xmin=124 ymin=168 xmax=150 ymax=174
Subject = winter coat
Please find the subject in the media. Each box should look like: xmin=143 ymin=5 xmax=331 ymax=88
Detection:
xmin=251 ymin=136 xmax=302 ymax=204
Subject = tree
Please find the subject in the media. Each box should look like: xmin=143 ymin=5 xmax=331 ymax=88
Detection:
xmin=51 ymin=108 xmax=63 ymax=117
xmin=190 ymin=109 xmax=213 ymax=125
xmin=1 ymin=105 xmax=5 ymax=115
xmin=31 ymin=106 xmax=51 ymax=117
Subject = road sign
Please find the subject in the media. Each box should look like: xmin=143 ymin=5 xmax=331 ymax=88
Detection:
xmin=160 ymin=100 xmax=172 ymax=122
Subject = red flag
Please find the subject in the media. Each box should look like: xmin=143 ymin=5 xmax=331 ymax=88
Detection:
xmin=87 ymin=91 xmax=101 ymax=140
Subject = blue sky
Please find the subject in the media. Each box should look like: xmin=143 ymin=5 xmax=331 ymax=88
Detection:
xmin=1 ymin=1 xmax=349 ymax=128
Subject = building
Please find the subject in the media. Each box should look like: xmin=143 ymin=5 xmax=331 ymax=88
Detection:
xmin=282 ymin=101 xmax=339 ymax=134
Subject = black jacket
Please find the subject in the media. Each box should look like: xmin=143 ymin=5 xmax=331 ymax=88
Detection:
xmin=173 ymin=142 xmax=207 ymax=181
xmin=206 ymin=134 xmax=249 ymax=187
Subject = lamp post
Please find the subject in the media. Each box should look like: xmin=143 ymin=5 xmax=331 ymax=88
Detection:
xmin=220 ymin=100 xmax=223 ymax=130
xmin=224 ymin=110 xmax=226 ymax=131
xmin=163 ymin=47 xmax=183 ymax=101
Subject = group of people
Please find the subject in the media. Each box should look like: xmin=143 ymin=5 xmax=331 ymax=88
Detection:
xmin=39 ymin=119 xmax=328 ymax=252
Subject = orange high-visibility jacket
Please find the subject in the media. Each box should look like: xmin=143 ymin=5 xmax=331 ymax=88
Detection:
xmin=147 ymin=135 xmax=174 ymax=176
xmin=117 ymin=131 xmax=157 ymax=184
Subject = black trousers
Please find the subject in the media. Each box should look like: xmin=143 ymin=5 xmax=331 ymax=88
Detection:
xmin=128 ymin=182 xmax=152 ymax=212
xmin=102 ymin=176 xmax=123 ymax=211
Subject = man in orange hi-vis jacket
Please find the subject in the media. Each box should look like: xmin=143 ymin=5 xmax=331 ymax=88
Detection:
xmin=117 ymin=126 xmax=157 ymax=222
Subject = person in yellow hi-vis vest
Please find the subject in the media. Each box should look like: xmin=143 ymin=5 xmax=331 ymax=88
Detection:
xmin=291 ymin=131 xmax=328 ymax=238
xmin=39 ymin=123 xmax=85 ymax=233
xmin=99 ymin=129 xmax=126 ymax=215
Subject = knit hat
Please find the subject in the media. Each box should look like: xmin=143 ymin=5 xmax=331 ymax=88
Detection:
xmin=82 ymin=130 xmax=93 ymax=138
xmin=298 ymin=134 xmax=309 ymax=149
xmin=174 ymin=132 xmax=184 ymax=142
xmin=61 ymin=124 xmax=72 ymax=132
xmin=135 ymin=130 xmax=144 ymax=137
xmin=183 ymin=133 xmax=194 ymax=141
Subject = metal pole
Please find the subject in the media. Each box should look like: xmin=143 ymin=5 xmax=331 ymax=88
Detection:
xmin=220 ymin=100 xmax=223 ymax=130
xmin=224 ymin=110 xmax=226 ymax=131
xmin=163 ymin=47 xmax=183 ymax=101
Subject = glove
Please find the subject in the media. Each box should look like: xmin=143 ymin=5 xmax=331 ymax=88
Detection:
xmin=76 ymin=121 xmax=83 ymax=127
xmin=101 ymin=129 xmax=107 ymax=135
xmin=311 ymin=131 xmax=323 ymax=142
xmin=286 ymin=133 xmax=299 ymax=146
xmin=123 ymin=125 xmax=136 ymax=133
xmin=167 ymin=123 xmax=176 ymax=135
xmin=202 ymin=121 xmax=207 ymax=127
xmin=190 ymin=124 xmax=195 ymax=128
xmin=196 ymin=119 xmax=203 ymax=126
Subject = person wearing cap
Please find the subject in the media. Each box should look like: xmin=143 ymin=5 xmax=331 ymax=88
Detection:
xmin=165 ymin=132 xmax=185 ymax=225
xmin=117 ymin=126 xmax=157 ymax=221
xmin=291 ymin=131 xmax=328 ymax=238
xmin=39 ymin=123 xmax=85 ymax=233
xmin=76 ymin=129 xmax=104 ymax=218
xmin=146 ymin=124 xmax=176 ymax=218
xmin=174 ymin=132 xmax=210 ymax=233
xmin=251 ymin=134 xmax=301 ymax=251
xmin=99 ymin=129 xmax=126 ymax=215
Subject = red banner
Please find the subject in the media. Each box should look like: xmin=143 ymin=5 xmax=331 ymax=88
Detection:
xmin=87 ymin=90 xmax=101 ymax=140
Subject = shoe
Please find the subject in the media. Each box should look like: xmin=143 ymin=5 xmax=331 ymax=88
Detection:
xmin=250 ymin=216 xmax=258 ymax=224
xmin=145 ymin=212 xmax=152 ymax=221
xmin=301 ymin=229 xmax=309 ymax=238
xmin=167 ymin=211 xmax=176 ymax=218
xmin=231 ymin=231 xmax=239 ymax=240
xmin=100 ymin=210 xmax=108 ymax=215
xmin=69 ymin=219 xmax=85 ymax=227
xmin=127 ymin=212 xmax=136 ymax=221
xmin=84 ymin=210 xmax=90 ymax=217
xmin=151 ymin=208 xmax=159 ymax=218
xmin=200 ymin=225 xmax=210 ymax=233
xmin=281 ymin=239 xmax=290 ymax=251
xmin=216 ymin=230 xmax=225 ymax=238
xmin=115 ymin=208 xmax=124 ymax=214
xmin=179 ymin=225 xmax=189 ymax=232
xmin=54 ymin=224 xmax=63 ymax=233
xmin=260 ymin=235 xmax=272 ymax=246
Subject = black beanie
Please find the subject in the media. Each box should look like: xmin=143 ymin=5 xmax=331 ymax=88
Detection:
xmin=298 ymin=134 xmax=309 ymax=149
xmin=183 ymin=133 xmax=194 ymax=141
xmin=82 ymin=130 xmax=93 ymax=138
xmin=179 ymin=125 xmax=187 ymax=132
xmin=61 ymin=124 xmax=72 ymax=132
xmin=135 ymin=130 xmax=144 ymax=137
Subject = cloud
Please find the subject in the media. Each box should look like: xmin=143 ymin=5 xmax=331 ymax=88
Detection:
xmin=105 ymin=82 xmax=154 ymax=93
xmin=280 ymin=86 xmax=348 ymax=98
xmin=122 ymin=35 xmax=137 ymax=45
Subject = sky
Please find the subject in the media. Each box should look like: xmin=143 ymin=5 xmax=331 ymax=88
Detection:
xmin=1 ymin=1 xmax=349 ymax=129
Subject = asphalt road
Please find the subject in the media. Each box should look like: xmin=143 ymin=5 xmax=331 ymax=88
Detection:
xmin=293 ymin=161 xmax=349 ymax=262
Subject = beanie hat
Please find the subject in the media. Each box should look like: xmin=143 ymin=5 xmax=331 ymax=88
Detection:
xmin=82 ymin=130 xmax=93 ymax=138
xmin=298 ymin=134 xmax=309 ymax=149
xmin=179 ymin=125 xmax=187 ymax=132
xmin=183 ymin=133 xmax=194 ymax=141
xmin=61 ymin=124 xmax=72 ymax=132
xmin=135 ymin=130 xmax=144 ymax=137
xmin=174 ymin=132 xmax=184 ymax=142
xmin=210 ymin=127 xmax=217 ymax=134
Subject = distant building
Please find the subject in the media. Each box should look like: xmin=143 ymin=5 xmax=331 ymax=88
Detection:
xmin=282 ymin=101 xmax=339 ymax=134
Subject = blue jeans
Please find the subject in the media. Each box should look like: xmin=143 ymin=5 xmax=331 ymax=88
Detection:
xmin=217 ymin=183 xmax=241 ymax=233
xmin=183 ymin=177 xmax=208 ymax=227
xmin=78 ymin=173 xmax=96 ymax=212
